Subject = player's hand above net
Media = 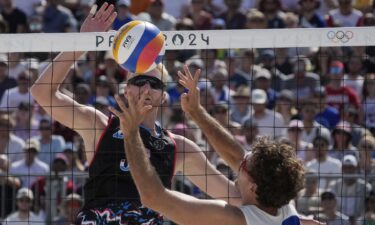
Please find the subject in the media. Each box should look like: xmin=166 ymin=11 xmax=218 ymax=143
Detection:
xmin=178 ymin=65 xmax=203 ymax=117
xmin=80 ymin=2 xmax=117 ymax=33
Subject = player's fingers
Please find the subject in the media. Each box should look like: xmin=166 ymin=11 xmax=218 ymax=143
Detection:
xmin=178 ymin=79 xmax=187 ymax=88
xmin=193 ymin=69 xmax=201 ymax=86
xmin=88 ymin=4 xmax=97 ymax=18
xmin=140 ymin=105 xmax=153 ymax=115
xmin=104 ymin=12 xmax=117 ymax=29
xmin=177 ymin=70 xmax=188 ymax=82
xmin=95 ymin=2 xmax=108 ymax=21
xmin=183 ymin=65 xmax=194 ymax=81
xmin=114 ymin=94 xmax=127 ymax=112
xmin=101 ymin=4 xmax=114 ymax=22
xmin=108 ymin=106 xmax=121 ymax=118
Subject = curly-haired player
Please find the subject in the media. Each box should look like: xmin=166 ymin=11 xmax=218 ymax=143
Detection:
xmin=110 ymin=65 xmax=325 ymax=225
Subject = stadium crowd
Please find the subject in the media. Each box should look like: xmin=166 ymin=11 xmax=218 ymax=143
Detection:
xmin=0 ymin=0 xmax=375 ymax=224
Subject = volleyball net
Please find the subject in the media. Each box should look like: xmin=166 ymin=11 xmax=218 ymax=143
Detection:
xmin=1 ymin=27 xmax=375 ymax=224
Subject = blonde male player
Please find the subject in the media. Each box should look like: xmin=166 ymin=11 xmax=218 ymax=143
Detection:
xmin=110 ymin=65 xmax=325 ymax=225
xmin=30 ymin=3 xmax=238 ymax=224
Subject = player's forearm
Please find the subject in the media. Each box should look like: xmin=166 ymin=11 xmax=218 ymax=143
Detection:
xmin=31 ymin=52 xmax=84 ymax=100
xmin=190 ymin=106 xmax=245 ymax=171
xmin=124 ymin=131 xmax=165 ymax=205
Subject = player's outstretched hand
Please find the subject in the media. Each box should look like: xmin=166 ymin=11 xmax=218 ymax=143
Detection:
xmin=178 ymin=65 xmax=202 ymax=117
xmin=80 ymin=2 xmax=117 ymax=33
xmin=109 ymin=90 xmax=152 ymax=137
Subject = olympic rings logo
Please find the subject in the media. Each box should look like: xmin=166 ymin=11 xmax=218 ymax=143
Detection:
xmin=327 ymin=30 xmax=354 ymax=43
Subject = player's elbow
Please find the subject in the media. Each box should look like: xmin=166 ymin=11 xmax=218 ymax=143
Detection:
xmin=139 ymin=187 xmax=165 ymax=209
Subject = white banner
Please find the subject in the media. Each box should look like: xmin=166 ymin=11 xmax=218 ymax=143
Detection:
xmin=0 ymin=27 xmax=374 ymax=52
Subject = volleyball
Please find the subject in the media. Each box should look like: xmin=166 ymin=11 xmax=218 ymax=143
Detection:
xmin=112 ymin=20 xmax=165 ymax=74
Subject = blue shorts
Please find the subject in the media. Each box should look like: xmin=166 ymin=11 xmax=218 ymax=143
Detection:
xmin=76 ymin=202 xmax=163 ymax=225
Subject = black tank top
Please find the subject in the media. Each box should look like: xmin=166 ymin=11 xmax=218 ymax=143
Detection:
xmin=82 ymin=116 xmax=176 ymax=210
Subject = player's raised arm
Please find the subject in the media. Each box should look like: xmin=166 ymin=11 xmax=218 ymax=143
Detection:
xmin=178 ymin=65 xmax=245 ymax=171
xmin=30 ymin=3 xmax=116 ymax=161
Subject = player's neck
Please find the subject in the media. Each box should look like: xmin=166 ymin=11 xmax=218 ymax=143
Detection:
xmin=257 ymin=204 xmax=278 ymax=216
xmin=142 ymin=112 xmax=159 ymax=135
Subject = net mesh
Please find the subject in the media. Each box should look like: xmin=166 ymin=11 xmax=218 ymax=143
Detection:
xmin=0 ymin=27 xmax=375 ymax=224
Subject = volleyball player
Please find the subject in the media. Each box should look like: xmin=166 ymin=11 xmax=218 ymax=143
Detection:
xmin=30 ymin=3 xmax=239 ymax=224
xmin=110 ymin=65 xmax=325 ymax=225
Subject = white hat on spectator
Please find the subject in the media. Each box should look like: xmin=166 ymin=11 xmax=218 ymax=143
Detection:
xmin=117 ymin=0 xmax=131 ymax=7
xmin=254 ymin=69 xmax=271 ymax=80
xmin=343 ymin=155 xmax=358 ymax=167
xmin=251 ymin=89 xmax=267 ymax=104
xmin=17 ymin=188 xmax=34 ymax=200
xmin=0 ymin=54 xmax=8 ymax=66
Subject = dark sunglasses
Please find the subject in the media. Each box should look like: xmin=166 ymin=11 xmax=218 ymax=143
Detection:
xmin=128 ymin=75 xmax=165 ymax=90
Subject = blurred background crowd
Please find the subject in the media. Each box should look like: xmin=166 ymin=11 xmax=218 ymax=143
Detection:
xmin=1 ymin=0 xmax=375 ymax=224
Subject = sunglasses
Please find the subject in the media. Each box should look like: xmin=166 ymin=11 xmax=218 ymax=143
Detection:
xmin=128 ymin=76 xmax=165 ymax=90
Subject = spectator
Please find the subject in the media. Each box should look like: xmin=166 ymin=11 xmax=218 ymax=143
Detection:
xmin=231 ymin=49 xmax=261 ymax=89
xmin=93 ymin=96 xmax=111 ymax=117
xmin=243 ymin=89 xmax=285 ymax=138
xmin=275 ymin=89 xmax=297 ymax=125
xmin=13 ymin=0 xmax=42 ymax=17
xmin=325 ymin=60 xmax=361 ymax=111
xmin=13 ymin=102 xmax=39 ymax=141
xmin=186 ymin=0 xmax=213 ymax=30
xmin=343 ymin=56 xmax=364 ymax=98
xmin=253 ymin=68 xmax=277 ymax=109
xmin=306 ymin=128 xmax=342 ymax=189
xmin=0 ymin=155 xmax=20 ymax=218
xmin=358 ymin=135 xmax=375 ymax=186
xmin=9 ymin=139 xmax=49 ymax=188
xmin=245 ymin=9 xmax=268 ymax=29
xmin=89 ymin=75 xmax=116 ymax=107
xmin=73 ymin=83 xmax=91 ymax=105
xmin=287 ymin=119 xmax=314 ymax=163
xmin=230 ymin=85 xmax=251 ymax=124
xmin=32 ymin=119 xmax=66 ymax=166
xmin=329 ymin=155 xmax=372 ymax=219
xmin=212 ymin=102 xmax=241 ymax=135
xmin=282 ymin=57 xmax=320 ymax=103
xmin=138 ymin=0 xmax=176 ymax=31
xmin=53 ymin=193 xmax=83 ymax=225
xmin=298 ymin=0 xmax=326 ymax=28
xmin=241 ymin=118 xmax=258 ymax=150
xmin=326 ymin=0 xmax=363 ymax=27
xmin=209 ymin=68 xmax=231 ymax=104
xmin=258 ymin=0 xmax=285 ymax=29
xmin=42 ymin=0 xmax=78 ymax=32
xmin=312 ymin=87 xmax=340 ymax=130
xmin=300 ymin=100 xmax=330 ymax=144
xmin=8 ymin=52 xmax=26 ymax=80
xmin=359 ymin=191 xmax=375 ymax=225
xmin=341 ymin=104 xmax=366 ymax=147
xmin=362 ymin=73 xmax=375 ymax=135
xmin=259 ymin=49 xmax=287 ymax=92
xmin=329 ymin=121 xmax=359 ymax=160
xmin=0 ymin=0 xmax=27 ymax=33
xmin=219 ymin=0 xmax=246 ymax=29
xmin=112 ymin=0 xmax=133 ymax=30
xmin=0 ymin=71 xmax=34 ymax=113
xmin=163 ymin=0 xmax=190 ymax=20
xmin=0 ymin=54 xmax=17 ymax=101
xmin=295 ymin=170 xmax=321 ymax=216
xmin=199 ymin=49 xmax=226 ymax=79
xmin=4 ymin=188 xmax=45 ymax=225
xmin=0 ymin=113 xmax=25 ymax=163
xmin=315 ymin=191 xmax=350 ymax=225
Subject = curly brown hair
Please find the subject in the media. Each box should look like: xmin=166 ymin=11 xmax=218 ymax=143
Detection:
xmin=247 ymin=137 xmax=305 ymax=208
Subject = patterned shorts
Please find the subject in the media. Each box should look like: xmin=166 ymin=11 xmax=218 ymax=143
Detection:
xmin=76 ymin=202 xmax=163 ymax=225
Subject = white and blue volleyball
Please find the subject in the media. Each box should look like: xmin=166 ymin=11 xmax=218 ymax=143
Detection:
xmin=112 ymin=20 xmax=165 ymax=74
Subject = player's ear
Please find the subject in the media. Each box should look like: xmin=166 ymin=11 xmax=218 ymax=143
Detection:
xmin=161 ymin=91 xmax=167 ymax=105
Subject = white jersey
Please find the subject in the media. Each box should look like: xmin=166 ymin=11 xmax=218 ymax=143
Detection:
xmin=240 ymin=204 xmax=300 ymax=225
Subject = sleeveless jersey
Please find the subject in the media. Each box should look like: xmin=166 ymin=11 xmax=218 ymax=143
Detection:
xmin=82 ymin=116 xmax=176 ymax=210
xmin=239 ymin=204 xmax=301 ymax=225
